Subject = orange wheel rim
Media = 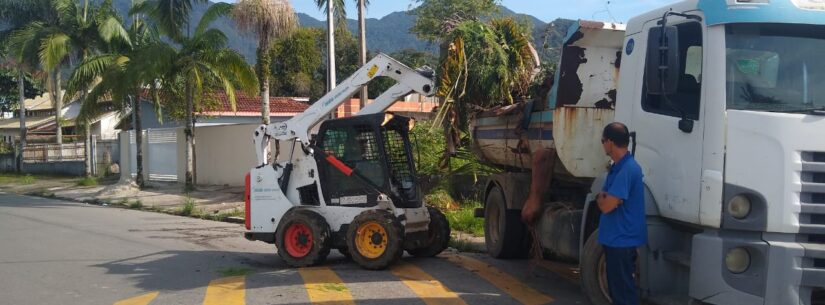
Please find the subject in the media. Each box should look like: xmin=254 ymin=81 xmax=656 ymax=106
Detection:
xmin=355 ymin=221 xmax=388 ymax=259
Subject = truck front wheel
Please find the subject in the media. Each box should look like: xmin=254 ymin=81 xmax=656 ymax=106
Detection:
xmin=580 ymin=229 xmax=611 ymax=305
xmin=484 ymin=185 xmax=529 ymax=258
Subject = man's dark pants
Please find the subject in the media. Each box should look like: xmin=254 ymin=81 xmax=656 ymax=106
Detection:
xmin=603 ymin=245 xmax=639 ymax=305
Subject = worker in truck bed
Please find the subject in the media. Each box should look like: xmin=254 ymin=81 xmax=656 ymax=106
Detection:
xmin=597 ymin=122 xmax=647 ymax=305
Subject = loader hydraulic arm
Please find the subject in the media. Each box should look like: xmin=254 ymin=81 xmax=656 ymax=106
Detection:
xmin=252 ymin=53 xmax=436 ymax=166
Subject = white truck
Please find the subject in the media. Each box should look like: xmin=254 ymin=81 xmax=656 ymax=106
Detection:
xmin=472 ymin=1 xmax=825 ymax=304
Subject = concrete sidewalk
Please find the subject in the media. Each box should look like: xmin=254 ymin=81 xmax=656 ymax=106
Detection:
xmin=0 ymin=175 xmax=244 ymax=221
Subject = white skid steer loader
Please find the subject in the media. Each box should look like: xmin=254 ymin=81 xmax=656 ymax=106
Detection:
xmin=244 ymin=53 xmax=450 ymax=270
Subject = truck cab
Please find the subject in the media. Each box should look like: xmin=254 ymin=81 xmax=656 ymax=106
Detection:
xmin=620 ymin=1 xmax=825 ymax=304
xmin=473 ymin=1 xmax=825 ymax=304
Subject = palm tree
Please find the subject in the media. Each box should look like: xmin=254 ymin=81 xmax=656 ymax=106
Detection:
xmin=65 ymin=3 xmax=156 ymax=187
xmin=9 ymin=0 xmax=129 ymax=145
xmin=232 ymin=0 xmax=297 ymax=125
xmin=434 ymin=18 xmax=538 ymax=151
xmin=138 ymin=2 xmax=258 ymax=189
xmin=0 ymin=0 xmax=50 ymax=172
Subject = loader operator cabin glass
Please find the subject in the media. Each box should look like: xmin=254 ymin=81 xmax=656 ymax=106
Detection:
xmin=642 ymin=21 xmax=703 ymax=120
xmin=725 ymin=23 xmax=825 ymax=113
xmin=317 ymin=119 xmax=420 ymax=208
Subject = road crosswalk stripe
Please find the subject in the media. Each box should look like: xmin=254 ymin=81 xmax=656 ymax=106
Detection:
xmin=113 ymin=291 xmax=159 ymax=305
xmin=298 ymin=267 xmax=355 ymax=305
xmin=441 ymin=254 xmax=555 ymax=305
xmin=390 ymin=261 xmax=468 ymax=305
xmin=203 ymin=276 xmax=246 ymax=305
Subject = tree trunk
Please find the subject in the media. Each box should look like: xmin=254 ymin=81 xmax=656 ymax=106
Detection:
xmin=258 ymin=35 xmax=271 ymax=125
xmin=358 ymin=0 xmax=368 ymax=108
xmin=84 ymin=130 xmax=92 ymax=177
xmin=52 ymin=69 xmax=63 ymax=144
xmin=133 ymin=95 xmax=144 ymax=188
xmin=184 ymin=82 xmax=194 ymax=190
xmin=326 ymin=1 xmax=336 ymax=93
xmin=17 ymin=69 xmax=26 ymax=173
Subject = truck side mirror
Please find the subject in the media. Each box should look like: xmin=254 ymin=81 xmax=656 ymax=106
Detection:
xmin=645 ymin=25 xmax=680 ymax=95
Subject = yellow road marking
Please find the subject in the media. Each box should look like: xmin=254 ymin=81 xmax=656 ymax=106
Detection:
xmin=203 ymin=276 xmax=245 ymax=305
xmin=113 ymin=291 xmax=159 ymax=305
xmin=298 ymin=267 xmax=355 ymax=305
xmin=441 ymin=254 xmax=554 ymax=305
xmin=390 ymin=262 xmax=468 ymax=305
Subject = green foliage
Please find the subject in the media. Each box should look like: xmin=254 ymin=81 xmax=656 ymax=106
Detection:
xmin=179 ymin=196 xmax=197 ymax=216
xmin=444 ymin=200 xmax=484 ymax=236
xmin=0 ymin=173 xmax=36 ymax=185
xmin=129 ymin=199 xmax=143 ymax=209
xmin=76 ymin=176 xmax=98 ymax=186
xmin=20 ymin=174 xmax=36 ymax=184
xmin=424 ymin=189 xmax=458 ymax=211
xmin=270 ymin=27 xmax=325 ymax=100
xmin=0 ymin=69 xmax=43 ymax=113
xmin=435 ymin=18 xmax=537 ymax=133
xmin=410 ymin=0 xmax=500 ymax=42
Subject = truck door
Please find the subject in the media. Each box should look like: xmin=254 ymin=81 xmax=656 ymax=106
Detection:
xmin=631 ymin=16 xmax=705 ymax=224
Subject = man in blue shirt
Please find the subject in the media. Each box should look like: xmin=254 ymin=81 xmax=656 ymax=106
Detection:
xmin=597 ymin=122 xmax=646 ymax=305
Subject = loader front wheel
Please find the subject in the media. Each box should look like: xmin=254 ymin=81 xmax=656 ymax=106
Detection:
xmin=407 ymin=207 xmax=451 ymax=257
xmin=347 ymin=209 xmax=404 ymax=270
xmin=276 ymin=209 xmax=331 ymax=267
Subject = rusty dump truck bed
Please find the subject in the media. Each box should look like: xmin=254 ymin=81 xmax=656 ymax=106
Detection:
xmin=470 ymin=20 xmax=626 ymax=181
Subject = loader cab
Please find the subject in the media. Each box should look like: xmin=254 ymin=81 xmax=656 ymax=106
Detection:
xmin=314 ymin=113 xmax=422 ymax=209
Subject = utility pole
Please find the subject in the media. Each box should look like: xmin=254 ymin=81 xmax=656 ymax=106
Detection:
xmin=358 ymin=0 xmax=368 ymax=109
xmin=326 ymin=0 xmax=336 ymax=92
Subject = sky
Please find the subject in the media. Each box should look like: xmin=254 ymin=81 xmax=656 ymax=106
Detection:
xmin=215 ymin=0 xmax=676 ymax=24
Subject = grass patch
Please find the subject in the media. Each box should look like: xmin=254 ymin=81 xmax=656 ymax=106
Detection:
xmin=20 ymin=174 xmax=36 ymax=184
xmin=179 ymin=196 xmax=197 ymax=216
xmin=0 ymin=173 xmax=36 ymax=185
xmin=201 ymin=208 xmax=244 ymax=221
xmin=129 ymin=200 xmax=143 ymax=209
xmin=443 ymin=200 xmax=484 ymax=237
xmin=217 ymin=267 xmax=251 ymax=277
xmin=76 ymin=176 xmax=98 ymax=186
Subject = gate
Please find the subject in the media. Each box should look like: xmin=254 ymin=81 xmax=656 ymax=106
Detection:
xmin=128 ymin=128 xmax=178 ymax=182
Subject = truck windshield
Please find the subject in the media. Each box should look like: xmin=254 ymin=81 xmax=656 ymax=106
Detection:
xmin=726 ymin=23 xmax=825 ymax=113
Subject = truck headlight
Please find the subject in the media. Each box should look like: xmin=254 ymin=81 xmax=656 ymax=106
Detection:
xmin=727 ymin=195 xmax=752 ymax=219
xmin=725 ymin=247 xmax=751 ymax=274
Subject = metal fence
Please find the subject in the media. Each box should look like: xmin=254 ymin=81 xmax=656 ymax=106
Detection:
xmin=22 ymin=142 xmax=85 ymax=163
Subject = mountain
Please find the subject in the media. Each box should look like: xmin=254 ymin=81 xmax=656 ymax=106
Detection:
xmin=109 ymin=0 xmax=573 ymax=65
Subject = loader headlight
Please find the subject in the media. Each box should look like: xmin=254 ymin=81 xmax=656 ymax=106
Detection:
xmin=727 ymin=195 xmax=751 ymax=219
xmin=725 ymin=247 xmax=751 ymax=274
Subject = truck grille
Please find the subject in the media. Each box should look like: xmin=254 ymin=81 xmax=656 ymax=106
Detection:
xmin=800 ymin=151 xmax=825 ymax=234
xmin=800 ymin=151 xmax=825 ymax=294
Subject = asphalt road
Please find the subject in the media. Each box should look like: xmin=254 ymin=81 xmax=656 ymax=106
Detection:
xmin=0 ymin=192 xmax=589 ymax=305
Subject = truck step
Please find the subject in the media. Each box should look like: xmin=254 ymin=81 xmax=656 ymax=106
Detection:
xmin=662 ymin=251 xmax=691 ymax=268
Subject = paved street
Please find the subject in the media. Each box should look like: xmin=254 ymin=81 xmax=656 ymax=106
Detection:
xmin=0 ymin=192 xmax=589 ymax=305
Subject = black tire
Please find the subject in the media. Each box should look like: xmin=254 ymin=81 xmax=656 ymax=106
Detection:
xmin=484 ymin=185 xmax=530 ymax=258
xmin=346 ymin=209 xmax=404 ymax=270
xmin=407 ymin=207 xmax=451 ymax=257
xmin=580 ymin=229 xmax=611 ymax=305
xmin=275 ymin=209 xmax=331 ymax=267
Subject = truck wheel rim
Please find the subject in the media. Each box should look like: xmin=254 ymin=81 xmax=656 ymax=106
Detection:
xmin=355 ymin=221 xmax=388 ymax=259
xmin=285 ymin=223 xmax=313 ymax=258
xmin=598 ymin=255 xmax=612 ymax=303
